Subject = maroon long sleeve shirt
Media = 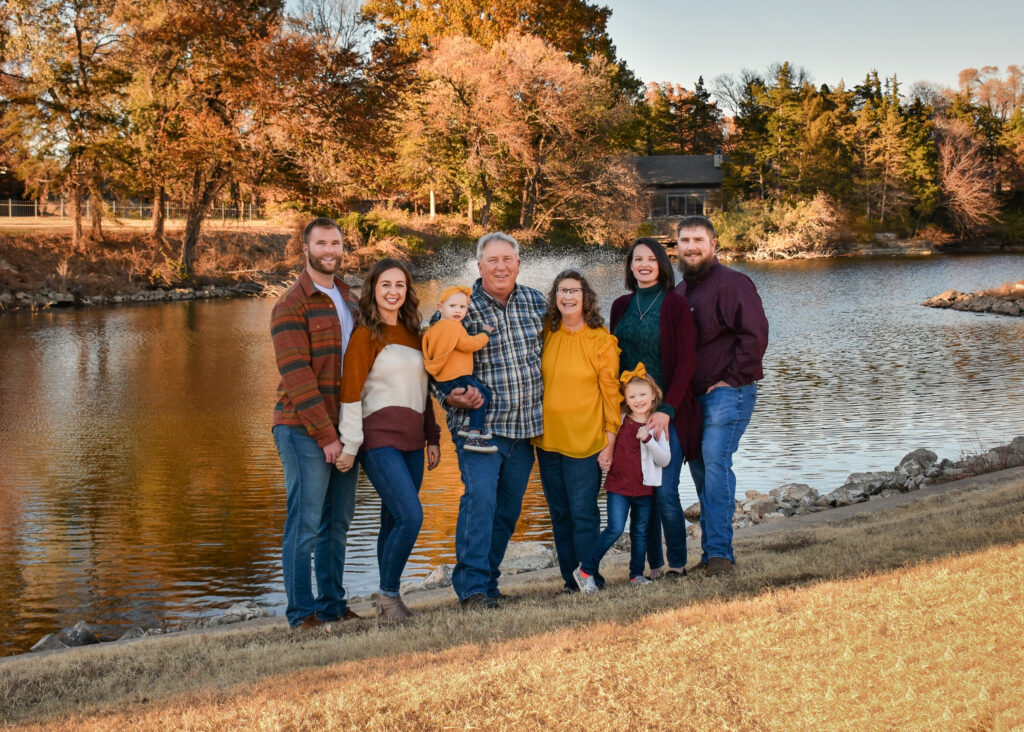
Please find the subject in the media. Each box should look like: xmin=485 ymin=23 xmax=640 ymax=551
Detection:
xmin=676 ymin=258 xmax=769 ymax=395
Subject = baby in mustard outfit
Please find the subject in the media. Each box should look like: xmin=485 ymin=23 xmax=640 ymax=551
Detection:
xmin=422 ymin=285 xmax=496 ymax=454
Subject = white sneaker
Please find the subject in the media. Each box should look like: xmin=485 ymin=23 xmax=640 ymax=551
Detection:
xmin=573 ymin=565 xmax=598 ymax=593
xmin=630 ymin=576 xmax=653 ymax=587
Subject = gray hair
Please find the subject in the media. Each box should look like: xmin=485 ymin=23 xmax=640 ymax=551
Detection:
xmin=476 ymin=231 xmax=519 ymax=261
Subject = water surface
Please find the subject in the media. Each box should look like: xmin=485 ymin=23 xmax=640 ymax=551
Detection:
xmin=1 ymin=252 xmax=1021 ymax=654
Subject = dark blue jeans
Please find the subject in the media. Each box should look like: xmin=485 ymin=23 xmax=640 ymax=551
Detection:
xmin=689 ymin=383 xmax=758 ymax=563
xmin=645 ymin=422 xmax=687 ymax=570
xmin=583 ymin=492 xmax=653 ymax=580
xmin=451 ymin=435 xmax=534 ymax=600
xmin=435 ymin=375 xmax=492 ymax=434
xmin=359 ymin=446 xmax=425 ymax=595
xmin=273 ymin=425 xmax=357 ymax=627
xmin=536 ymin=448 xmax=604 ymax=590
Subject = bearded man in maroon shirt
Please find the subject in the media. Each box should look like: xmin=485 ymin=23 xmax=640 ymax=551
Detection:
xmin=675 ymin=216 xmax=769 ymax=576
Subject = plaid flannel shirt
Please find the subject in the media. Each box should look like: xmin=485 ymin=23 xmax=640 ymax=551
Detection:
xmin=432 ymin=278 xmax=545 ymax=439
xmin=271 ymin=270 xmax=358 ymax=447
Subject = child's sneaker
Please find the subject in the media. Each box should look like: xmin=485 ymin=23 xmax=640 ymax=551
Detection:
xmin=573 ymin=565 xmax=598 ymax=593
xmin=457 ymin=427 xmax=493 ymax=440
xmin=463 ymin=436 xmax=498 ymax=454
xmin=630 ymin=576 xmax=653 ymax=587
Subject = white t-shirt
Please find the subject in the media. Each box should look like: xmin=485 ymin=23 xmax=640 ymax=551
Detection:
xmin=314 ymin=281 xmax=355 ymax=366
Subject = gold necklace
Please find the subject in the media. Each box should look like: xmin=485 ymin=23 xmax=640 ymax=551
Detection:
xmin=635 ymin=290 xmax=663 ymax=320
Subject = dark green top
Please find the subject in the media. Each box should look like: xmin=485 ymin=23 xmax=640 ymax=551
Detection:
xmin=612 ymin=284 xmax=674 ymax=417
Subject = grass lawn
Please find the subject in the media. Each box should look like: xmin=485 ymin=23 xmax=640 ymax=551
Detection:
xmin=3 ymin=471 xmax=1023 ymax=730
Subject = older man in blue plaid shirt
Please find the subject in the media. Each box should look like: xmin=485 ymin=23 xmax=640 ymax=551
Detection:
xmin=435 ymin=232 xmax=546 ymax=609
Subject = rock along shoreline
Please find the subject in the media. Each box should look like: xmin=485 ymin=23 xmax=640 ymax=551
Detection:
xmin=18 ymin=434 xmax=1024 ymax=659
xmin=923 ymin=280 xmax=1024 ymax=317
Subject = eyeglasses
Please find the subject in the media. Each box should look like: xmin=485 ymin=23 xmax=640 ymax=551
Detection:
xmin=556 ymin=287 xmax=582 ymax=295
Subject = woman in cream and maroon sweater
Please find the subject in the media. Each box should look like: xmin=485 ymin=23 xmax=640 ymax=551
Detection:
xmin=337 ymin=258 xmax=440 ymax=621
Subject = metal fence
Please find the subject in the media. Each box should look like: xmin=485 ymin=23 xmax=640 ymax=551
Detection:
xmin=0 ymin=198 xmax=266 ymax=221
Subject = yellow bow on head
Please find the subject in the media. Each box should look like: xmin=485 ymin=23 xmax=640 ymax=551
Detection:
xmin=620 ymin=362 xmax=647 ymax=384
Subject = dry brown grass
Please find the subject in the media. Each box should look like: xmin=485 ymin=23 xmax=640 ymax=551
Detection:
xmin=0 ymin=228 xmax=297 ymax=295
xmin=13 ymin=539 xmax=1024 ymax=730
xmin=3 ymin=477 xmax=1024 ymax=729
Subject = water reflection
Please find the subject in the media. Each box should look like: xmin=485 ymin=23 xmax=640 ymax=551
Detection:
xmin=0 ymin=252 xmax=1022 ymax=655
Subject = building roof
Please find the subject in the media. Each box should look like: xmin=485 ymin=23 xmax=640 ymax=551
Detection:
xmin=630 ymin=155 xmax=725 ymax=187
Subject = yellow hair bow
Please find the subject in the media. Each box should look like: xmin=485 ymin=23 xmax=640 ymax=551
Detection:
xmin=620 ymin=362 xmax=647 ymax=383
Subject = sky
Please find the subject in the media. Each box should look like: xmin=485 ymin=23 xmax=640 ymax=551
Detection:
xmin=601 ymin=0 xmax=1023 ymax=103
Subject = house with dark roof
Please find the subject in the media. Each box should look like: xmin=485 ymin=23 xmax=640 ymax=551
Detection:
xmin=632 ymin=154 xmax=726 ymax=237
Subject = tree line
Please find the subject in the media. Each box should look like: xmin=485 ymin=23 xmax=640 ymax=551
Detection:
xmin=2 ymin=0 xmax=1022 ymax=276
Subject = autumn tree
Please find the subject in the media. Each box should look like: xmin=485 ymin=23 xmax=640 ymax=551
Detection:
xmin=409 ymin=33 xmax=642 ymax=241
xmin=935 ymin=116 xmax=1001 ymax=232
xmin=2 ymin=0 xmax=126 ymax=248
xmin=362 ymin=0 xmax=638 ymax=94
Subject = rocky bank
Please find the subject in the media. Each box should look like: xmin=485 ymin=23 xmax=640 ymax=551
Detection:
xmin=923 ymin=280 xmax=1024 ymax=317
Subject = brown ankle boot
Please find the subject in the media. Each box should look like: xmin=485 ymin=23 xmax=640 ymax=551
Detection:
xmin=396 ymin=595 xmax=415 ymax=618
xmin=375 ymin=594 xmax=410 ymax=622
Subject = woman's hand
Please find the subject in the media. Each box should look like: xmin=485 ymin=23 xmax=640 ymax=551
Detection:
xmin=427 ymin=445 xmax=441 ymax=470
xmin=597 ymin=432 xmax=615 ymax=472
xmin=647 ymin=412 xmax=670 ymax=440
xmin=336 ymin=452 xmax=356 ymax=472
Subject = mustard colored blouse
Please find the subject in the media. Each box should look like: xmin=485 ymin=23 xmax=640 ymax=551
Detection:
xmin=532 ymin=325 xmax=622 ymax=458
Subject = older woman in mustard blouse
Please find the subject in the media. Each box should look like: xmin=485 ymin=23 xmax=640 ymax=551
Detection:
xmin=532 ymin=269 xmax=621 ymax=593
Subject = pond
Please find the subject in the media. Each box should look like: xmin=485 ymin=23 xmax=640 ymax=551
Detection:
xmin=0 ymin=251 xmax=1021 ymax=655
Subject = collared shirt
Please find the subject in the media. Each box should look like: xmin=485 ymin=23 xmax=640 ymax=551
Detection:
xmin=431 ymin=278 xmax=546 ymax=439
xmin=271 ymin=269 xmax=358 ymax=447
xmin=677 ymin=258 xmax=769 ymax=395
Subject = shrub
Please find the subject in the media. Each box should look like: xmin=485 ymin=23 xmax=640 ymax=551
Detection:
xmin=713 ymin=194 xmax=843 ymax=258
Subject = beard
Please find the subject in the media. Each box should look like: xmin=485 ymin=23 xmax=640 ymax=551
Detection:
xmin=308 ymin=252 xmax=341 ymax=276
xmin=680 ymin=255 xmax=713 ymax=281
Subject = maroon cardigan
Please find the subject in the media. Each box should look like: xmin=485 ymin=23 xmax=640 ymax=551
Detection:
xmin=610 ymin=289 xmax=702 ymax=461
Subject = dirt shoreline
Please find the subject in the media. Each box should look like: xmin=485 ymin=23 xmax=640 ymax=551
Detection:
xmin=3 ymin=226 xmax=1022 ymax=315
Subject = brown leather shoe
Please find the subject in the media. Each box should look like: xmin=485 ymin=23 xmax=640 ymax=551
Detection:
xmin=295 ymin=614 xmax=331 ymax=632
xmin=705 ymin=557 xmax=734 ymax=576
xmin=340 ymin=607 xmax=362 ymax=621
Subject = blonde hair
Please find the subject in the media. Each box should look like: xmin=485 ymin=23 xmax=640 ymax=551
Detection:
xmin=621 ymin=374 xmax=663 ymax=414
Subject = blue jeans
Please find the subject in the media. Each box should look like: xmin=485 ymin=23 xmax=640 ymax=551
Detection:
xmin=644 ymin=422 xmax=687 ymax=570
xmin=688 ymin=383 xmax=758 ymax=563
xmin=274 ymin=425 xmax=357 ymax=627
xmin=359 ymin=446 xmax=425 ymax=595
xmin=451 ymin=435 xmax=534 ymax=600
xmin=536 ymin=448 xmax=604 ymax=590
xmin=435 ymin=375 xmax=492 ymax=434
xmin=584 ymin=492 xmax=653 ymax=580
